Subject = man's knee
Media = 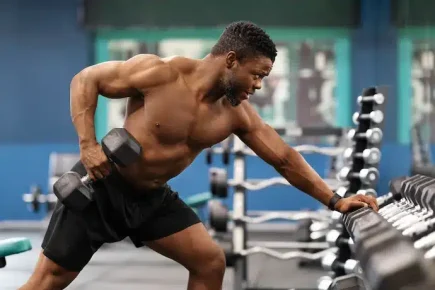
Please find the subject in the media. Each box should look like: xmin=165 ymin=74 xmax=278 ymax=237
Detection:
xmin=20 ymin=252 xmax=78 ymax=290
xmin=190 ymin=243 xmax=226 ymax=277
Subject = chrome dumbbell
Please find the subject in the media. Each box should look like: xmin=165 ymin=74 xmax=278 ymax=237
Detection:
xmin=348 ymin=128 xmax=383 ymax=144
xmin=343 ymin=147 xmax=381 ymax=165
xmin=337 ymin=167 xmax=379 ymax=186
xmin=357 ymin=93 xmax=385 ymax=105
xmin=356 ymin=188 xmax=377 ymax=198
xmin=352 ymin=110 xmax=384 ymax=125
xmin=321 ymin=253 xmax=362 ymax=275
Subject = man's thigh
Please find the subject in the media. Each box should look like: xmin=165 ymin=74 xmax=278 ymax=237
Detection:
xmin=129 ymin=191 xmax=221 ymax=269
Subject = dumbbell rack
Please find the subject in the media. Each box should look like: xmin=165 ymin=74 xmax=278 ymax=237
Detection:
xmin=341 ymin=174 xmax=435 ymax=290
xmin=317 ymin=87 xmax=387 ymax=289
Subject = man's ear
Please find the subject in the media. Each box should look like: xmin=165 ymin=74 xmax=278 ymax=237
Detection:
xmin=225 ymin=51 xmax=237 ymax=69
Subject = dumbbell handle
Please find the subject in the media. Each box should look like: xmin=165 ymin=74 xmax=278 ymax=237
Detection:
xmin=81 ymin=175 xmax=91 ymax=184
xmin=404 ymin=217 xmax=435 ymax=237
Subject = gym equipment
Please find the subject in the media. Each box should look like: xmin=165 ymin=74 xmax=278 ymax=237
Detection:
xmin=357 ymin=93 xmax=385 ymax=105
xmin=53 ymin=128 xmax=142 ymax=211
xmin=208 ymin=199 xmax=229 ymax=232
xmin=317 ymin=274 xmax=369 ymax=290
xmin=341 ymin=185 xmax=435 ymax=290
xmin=343 ymin=147 xmax=381 ymax=165
xmin=209 ymin=166 xmax=345 ymax=199
xmin=321 ymin=253 xmax=362 ymax=276
xmin=337 ymin=167 xmax=379 ymax=186
xmin=0 ymin=237 xmax=32 ymax=269
xmin=326 ymin=229 xmax=354 ymax=251
xmin=23 ymin=153 xmax=81 ymax=215
xmin=347 ymin=128 xmax=383 ymax=144
xmin=352 ymin=110 xmax=384 ymax=125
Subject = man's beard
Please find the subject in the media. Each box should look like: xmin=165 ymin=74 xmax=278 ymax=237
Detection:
xmin=224 ymin=79 xmax=241 ymax=107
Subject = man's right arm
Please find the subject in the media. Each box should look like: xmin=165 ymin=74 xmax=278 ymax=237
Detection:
xmin=70 ymin=54 xmax=176 ymax=147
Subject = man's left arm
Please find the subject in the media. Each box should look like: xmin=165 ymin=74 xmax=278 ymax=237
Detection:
xmin=234 ymin=104 xmax=378 ymax=211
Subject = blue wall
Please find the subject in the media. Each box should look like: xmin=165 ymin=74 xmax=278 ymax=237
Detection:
xmin=0 ymin=0 xmax=418 ymax=220
xmin=0 ymin=0 xmax=90 ymax=220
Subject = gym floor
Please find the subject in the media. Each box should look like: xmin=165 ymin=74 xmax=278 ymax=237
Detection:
xmin=0 ymin=227 xmax=327 ymax=290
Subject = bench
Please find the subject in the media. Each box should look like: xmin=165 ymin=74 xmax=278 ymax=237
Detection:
xmin=0 ymin=237 xmax=32 ymax=268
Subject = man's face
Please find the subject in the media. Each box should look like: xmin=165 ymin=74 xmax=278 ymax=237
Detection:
xmin=223 ymin=53 xmax=273 ymax=106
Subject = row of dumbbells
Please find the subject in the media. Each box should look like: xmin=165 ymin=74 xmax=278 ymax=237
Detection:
xmin=340 ymin=175 xmax=435 ymax=290
xmin=378 ymin=175 xmax=435 ymax=256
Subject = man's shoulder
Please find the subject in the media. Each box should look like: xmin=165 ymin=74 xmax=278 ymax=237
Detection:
xmin=162 ymin=55 xmax=199 ymax=75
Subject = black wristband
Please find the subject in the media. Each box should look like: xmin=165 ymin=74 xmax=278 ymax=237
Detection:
xmin=328 ymin=193 xmax=342 ymax=211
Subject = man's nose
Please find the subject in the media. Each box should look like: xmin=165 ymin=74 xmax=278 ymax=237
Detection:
xmin=253 ymin=80 xmax=262 ymax=90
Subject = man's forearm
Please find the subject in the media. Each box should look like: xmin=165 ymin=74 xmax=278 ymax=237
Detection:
xmin=275 ymin=147 xmax=335 ymax=206
xmin=70 ymin=72 xmax=99 ymax=147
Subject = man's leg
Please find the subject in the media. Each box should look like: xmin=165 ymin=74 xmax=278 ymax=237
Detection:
xmin=131 ymin=190 xmax=226 ymax=290
xmin=146 ymin=223 xmax=225 ymax=290
xmin=19 ymin=252 xmax=79 ymax=290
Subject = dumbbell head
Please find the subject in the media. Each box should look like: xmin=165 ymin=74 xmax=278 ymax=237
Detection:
xmin=52 ymin=171 xmax=92 ymax=211
xmin=209 ymin=167 xmax=228 ymax=198
xmin=357 ymin=93 xmax=385 ymax=105
xmin=317 ymin=276 xmax=333 ymax=290
xmin=348 ymin=128 xmax=383 ymax=144
xmin=352 ymin=110 xmax=384 ymax=125
xmin=343 ymin=148 xmax=381 ymax=165
xmin=356 ymin=188 xmax=377 ymax=198
xmin=208 ymin=199 xmax=229 ymax=232
xmin=101 ymin=128 xmax=142 ymax=167
xmin=359 ymin=168 xmax=379 ymax=185
xmin=338 ymin=167 xmax=379 ymax=185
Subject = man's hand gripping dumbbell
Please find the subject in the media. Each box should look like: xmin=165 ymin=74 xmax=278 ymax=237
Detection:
xmin=53 ymin=128 xmax=142 ymax=211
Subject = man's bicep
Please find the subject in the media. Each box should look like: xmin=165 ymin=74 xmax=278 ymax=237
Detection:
xmin=236 ymin=110 xmax=290 ymax=167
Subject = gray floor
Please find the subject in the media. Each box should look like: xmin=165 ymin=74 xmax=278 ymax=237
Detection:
xmin=0 ymin=229 xmax=327 ymax=290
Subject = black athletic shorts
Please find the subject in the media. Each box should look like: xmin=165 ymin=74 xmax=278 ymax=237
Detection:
xmin=41 ymin=162 xmax=201 ymax=272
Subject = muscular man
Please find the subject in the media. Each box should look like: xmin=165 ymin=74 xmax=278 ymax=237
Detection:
xmin=20 ymin=21 xmax=378 ymax=290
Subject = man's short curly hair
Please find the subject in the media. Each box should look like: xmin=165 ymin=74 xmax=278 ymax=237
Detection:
xmin=211 ymin=21 xmax=277 ymax=63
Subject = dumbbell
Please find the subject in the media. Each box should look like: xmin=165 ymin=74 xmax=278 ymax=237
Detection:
xmin=403 ymin=190 xmax=435 ymax=240
xmin=209 ymin=168 xmax=229 ymax=198
xmin=386 ymin=177 xmax=435 ymax=224
xmin=356 ymin=188 xmax=377 ymax=198
xmin=326 ymin=229 xmax=354 ymax=251
xmin=317 ymin=276 xmax=333 ymax=290
xmin=347 ymin=128 xmax=383 ymax=144
xmin=357 ymin=93 xmax=385 ymax=105
xmin=352 ymin=110 xmax=384 ymax=125
xmin=208 ymin=199 xmax=229 ymax=233
xmin=53 ymin=128 xmax=142 ymax=211
xmin=391 ymin=181 xmax=435 ymax=230
xmin=378 ymin=176 xmax=414 ymax=216
xmin=379 ymin=175 xmax=426 ymax=217
xmin=343 ymin=208 xmax=430 ymax=290
xmin=343 ymin=147 xmax=381 ymax=165
xmin=321 ymin=253 xmax=362 ymax=276
xmin=337 ymin=167 xmax=379 ymax=186
xmin=381 ymin=175 xmax=431 ymax=220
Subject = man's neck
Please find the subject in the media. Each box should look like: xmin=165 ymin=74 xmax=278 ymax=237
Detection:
xmin=191 ymin=54 xmax=226 ymax=103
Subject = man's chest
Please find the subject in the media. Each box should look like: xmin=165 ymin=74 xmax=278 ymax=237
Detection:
xmin=140 ymin=94 xmax=237 ymax=149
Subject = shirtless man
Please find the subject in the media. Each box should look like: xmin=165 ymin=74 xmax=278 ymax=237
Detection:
xmin=20 ymin=21 xmax=378 ymax=290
